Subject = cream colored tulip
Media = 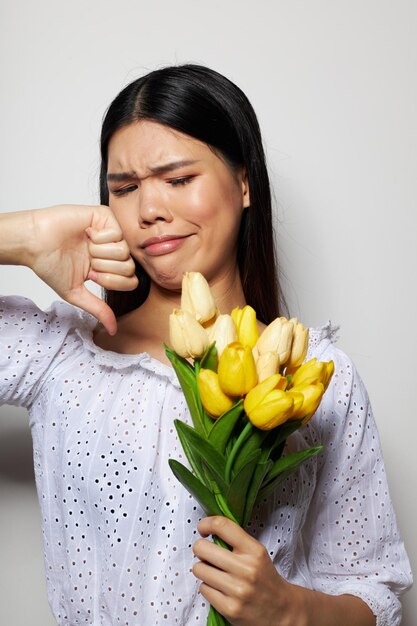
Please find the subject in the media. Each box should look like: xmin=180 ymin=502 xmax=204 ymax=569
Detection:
xmin=181 ymin=272 xmax=217 ymax=323
xmin=208 ymin=314 xmax=238 ymax=357
xmin=255 ymin=351 xmax=279 ymax=382
xmin=169 ymin=309 xmax=209 ymax=359
xmin=255 ymin=317 xmax=294 ymax=365
xmin=287 ymin=323 xmax=309 ymax=368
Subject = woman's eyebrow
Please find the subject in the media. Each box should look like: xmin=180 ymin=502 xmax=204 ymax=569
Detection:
xmin=107 ymin=159 xmax=200 ymax=182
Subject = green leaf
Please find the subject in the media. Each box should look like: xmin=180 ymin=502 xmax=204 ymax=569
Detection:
xmin=257 ymin=445 xmax=324 ymax=501
xmin=232 ymin=427 xmax=269 ymax=475
xmin=165 ymin=346 xmax=207 ymax=434
xmin=242 ymin=458 xmax=273 ymax=527
xmin=208 ymin=400 xmax=244 ymax=455
xmin=174 ymin=420 xmax=228 ymax=491
xmin=200 ymin=342 xmax=219 ymax=372
xmin=208 ymin=605 xmax=230 ymax=626
xmin=226 ymin=449 xmax=262 ymax=524
xmin=173 ymin=419 xmax=207 ymax=484
xmin=168 ymin=459 xmax=224 ymax=517
xmin=271 ymin=419 xmax=303 ymax=449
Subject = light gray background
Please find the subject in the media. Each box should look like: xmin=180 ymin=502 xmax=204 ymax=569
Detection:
xmin=0 ymin=1 xmax=415 ymax=624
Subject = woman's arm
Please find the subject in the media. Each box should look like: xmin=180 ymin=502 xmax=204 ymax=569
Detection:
xmin=0 ymin=206 xmax=138 ymax=333
xmin=193 ymin=516 xmax=375 ymax=626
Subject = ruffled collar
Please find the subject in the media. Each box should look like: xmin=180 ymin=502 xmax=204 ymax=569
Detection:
xmin=71 ymin=307 xmax=181 ymax=387
xmin=70 ymin=304 xmax=338 ymax=384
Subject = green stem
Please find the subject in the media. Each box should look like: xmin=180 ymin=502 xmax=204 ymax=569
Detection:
xmin=194 ymin=358 xmax=200 ymax=375
xmin=224 ymin=421 xmax=253 ymax=483
xmin=213 ymin=490 xmax=239 ymax=524
xmin=213 ymin=534 xmax=231 ymax=551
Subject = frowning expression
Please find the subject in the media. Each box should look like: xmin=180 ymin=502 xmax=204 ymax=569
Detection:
xmin=106 ymin=120 xmax=250 ymax=290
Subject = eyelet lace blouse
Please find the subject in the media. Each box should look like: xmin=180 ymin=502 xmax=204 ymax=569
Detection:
xmin=0 ymin=296 xmax=412 ymax=626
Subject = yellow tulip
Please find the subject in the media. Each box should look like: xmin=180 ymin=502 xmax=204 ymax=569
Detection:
xmin=218 ymin=341 xmax=258 ymax=396
xmin=197 ymin=368 xmax=234 ymax=417
xmin=231 ymin=305 xmax=259 ymax=348
xmin=255 ymin=317 xmax=294 ymax=365
xmin=287 ymin=382 xmax=324 ymax=422
xmin=208 ymin=314 xmax=238 ymax=357
xmin=290 ymin=358 xmax=334 ymax=391
xmin=255 ymin=351 xmax=279 ymax=382
xmin=181 ymin=272 xmax=217 ymax=323
xmin=169 ymin=309 xmax=209 ymax=359
xmin=322 ymin=360 xmax=335 ymax=391
xmin=286 ymin=323 xmax=309 ymax=368
xmin=244 ymin=374 xmax=294 ymax=430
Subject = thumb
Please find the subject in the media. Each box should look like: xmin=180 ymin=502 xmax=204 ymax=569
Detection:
xmin=65 ymin=285 xmax=118 ymax=336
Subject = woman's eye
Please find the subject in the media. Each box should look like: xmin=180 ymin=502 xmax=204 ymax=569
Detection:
xmin=112 ymin=185 xmax=138 ymax=197
xmin=169 ymin=176 xmax=194 ymax=187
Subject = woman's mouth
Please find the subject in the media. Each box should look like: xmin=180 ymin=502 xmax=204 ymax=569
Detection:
xmin=140 ymin=234 xmax=190 ymax=256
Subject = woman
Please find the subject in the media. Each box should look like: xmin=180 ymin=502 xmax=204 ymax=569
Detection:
xmin=0 ymin=65 xmax=412 ymax=625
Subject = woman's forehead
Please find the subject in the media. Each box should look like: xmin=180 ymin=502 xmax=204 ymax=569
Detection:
xmin=107 ymin=120 xmax=221 ymax=173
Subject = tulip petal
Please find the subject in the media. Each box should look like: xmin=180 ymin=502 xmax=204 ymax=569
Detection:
xmin=169 ymin=308 xmax=209 ymax=359
xmin=197 ymin=369 xmax=234 ymax=417
xmin=246 ymin=389 xmax=294 ymax=430
xmin=218 ymin=342 xmax=258 ymax=396
xmin=233 ymin=305 xmax=259 ymax=348
xmin=208 ymin=314 xmax=238 ymax=357
xmin=181 ymin=272 xmax=217 ymax=323
xmin=243 ymin=374 xmax=281 ymax=415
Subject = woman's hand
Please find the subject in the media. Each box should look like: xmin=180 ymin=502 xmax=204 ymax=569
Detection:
xmin=0 ymin=205 xmax=138 ymax=334
xmin=192 ymin=516 xmax=304 ymax=626
xmin=193 ymin=516 xmax=376 ymax=626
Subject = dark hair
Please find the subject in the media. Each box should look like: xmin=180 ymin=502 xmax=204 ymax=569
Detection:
xmin=100 ymin=64 xmax=286 ymax=324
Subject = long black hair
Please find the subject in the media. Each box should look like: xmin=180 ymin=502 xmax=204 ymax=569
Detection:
xmin=100 ymin=64 xmax=286 ymax=324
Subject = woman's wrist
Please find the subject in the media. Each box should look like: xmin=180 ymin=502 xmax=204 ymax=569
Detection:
xmin=296 ymin=586 xmax=376 ymax=626
xmin=0 ymin=209 xmax=39 ymax=268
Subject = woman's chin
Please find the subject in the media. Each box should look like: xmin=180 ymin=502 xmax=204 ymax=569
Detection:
xmin=147 ymin=263 xmax=209 ymax=293
xmin=148 ymin=269 xmax=188 ymax=294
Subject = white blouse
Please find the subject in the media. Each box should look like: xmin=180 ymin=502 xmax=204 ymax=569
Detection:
xmin=0 ymin=296 xmax=412 ymax=626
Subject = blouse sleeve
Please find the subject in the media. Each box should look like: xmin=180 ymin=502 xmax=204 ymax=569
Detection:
xmin=0 ymin=295 xmax=81 ymax=408
xmin=302 ymin=343 xmax=413 ymax=626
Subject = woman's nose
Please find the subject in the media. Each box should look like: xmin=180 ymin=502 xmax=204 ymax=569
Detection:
xmin=137 ymin=182 xmax=173 ymax=226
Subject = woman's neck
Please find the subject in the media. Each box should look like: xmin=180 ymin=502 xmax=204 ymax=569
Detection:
xmin=94 ymin=269 xmax=246 ymax=363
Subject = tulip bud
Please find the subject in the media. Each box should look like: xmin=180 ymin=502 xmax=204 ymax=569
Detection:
xmin=255 ymin=317 xmax=294 ymax=365
xmin=181 ymin=272 xmax=217 ymax=323
xmin=231 ymin=305 xmax=259 ymax=348
xmin=286 ymin=323 xmax=309 ymax=368
xmin=255 ymin=351 xmax=279 ymax=382
xmin=208 ymin=314 xmax=238 ymax=357
xmin=218 ymin=341 xmax=258 ymax=396
xmin=244 ymin=374 xmax=294 ymax=430
xmin=290 ymin=358 xmax=334 ymax=390
xmin=288 ymin=382 xmax=325 ymax=423
xmin=197 ymin=368 xmax=234 ymax=417
xmin=169 ymin=309 xmax=209 ymax=359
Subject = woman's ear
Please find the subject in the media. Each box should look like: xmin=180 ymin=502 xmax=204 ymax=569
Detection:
xmin=241 ymin=168 xmax=250 ymax=208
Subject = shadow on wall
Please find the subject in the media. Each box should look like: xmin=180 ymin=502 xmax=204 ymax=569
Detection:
xmin=0 ymin=406 xmax=35 ymax=483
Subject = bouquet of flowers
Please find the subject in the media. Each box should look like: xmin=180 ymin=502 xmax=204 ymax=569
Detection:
xmin=165 ymin=273 xmax=334 ymax=626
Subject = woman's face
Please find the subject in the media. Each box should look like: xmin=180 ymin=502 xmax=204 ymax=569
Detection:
xmin=106 ymin=120 xmax=250 ymax=291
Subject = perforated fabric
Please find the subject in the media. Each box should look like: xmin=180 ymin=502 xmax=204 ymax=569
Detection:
xmin=0 ymin=296 xmax=412 ymax=626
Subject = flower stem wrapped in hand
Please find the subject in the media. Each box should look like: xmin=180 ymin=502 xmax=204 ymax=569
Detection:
xmin=165 ymin=273 xmax=334 ymax=626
